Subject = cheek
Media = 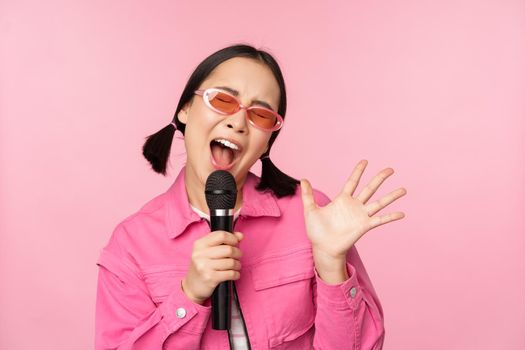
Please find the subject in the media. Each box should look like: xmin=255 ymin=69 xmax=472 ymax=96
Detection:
xmin=187 ymin=103 xmax=216 ymax=126
xmin=183 ymin=122 xmax=209 ymax=156
xmin=260 ymin=133 xmax=272 ymax=150
xmin=185 ymin=110 xmax=214 ymax=138
xmin=249 ymin=134 xmax=271 ymax=157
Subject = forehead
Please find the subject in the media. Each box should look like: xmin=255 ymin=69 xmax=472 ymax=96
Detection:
xmin=201 ymin=57 xmax=281 ymax=110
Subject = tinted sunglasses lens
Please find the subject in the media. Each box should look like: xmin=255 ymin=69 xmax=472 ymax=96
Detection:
xmin=207 ymin=91 xmax=238 ymax=113
xmin=206 ymin=90 xmax=279 ymax=130
xmin=249 ymin=108 xmax=277 ymax=130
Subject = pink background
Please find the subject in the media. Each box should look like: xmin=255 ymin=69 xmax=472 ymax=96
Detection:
xmin=1 ymin=0 xmax=524 ymax=349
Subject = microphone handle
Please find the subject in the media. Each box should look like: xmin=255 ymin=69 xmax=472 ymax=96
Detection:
xmin=210 ymin=214 xmax=234 ymax=330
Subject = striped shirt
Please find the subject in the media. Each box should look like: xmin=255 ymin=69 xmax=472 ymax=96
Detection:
xmin=190 ymin=205 xmax=250 ymax=350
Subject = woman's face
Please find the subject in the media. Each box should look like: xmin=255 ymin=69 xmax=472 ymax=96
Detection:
xmin=178 ymin=56 xmax=281 ymax=189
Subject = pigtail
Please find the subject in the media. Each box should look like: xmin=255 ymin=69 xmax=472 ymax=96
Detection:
xmin=142 ymin=122 xmax=177 ymax=176
xmin=256 ymin=156 xmax=300 ymax=198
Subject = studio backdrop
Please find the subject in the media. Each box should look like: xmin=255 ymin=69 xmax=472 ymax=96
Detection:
xmin=1 ymin=0 xmax=524 ymax=349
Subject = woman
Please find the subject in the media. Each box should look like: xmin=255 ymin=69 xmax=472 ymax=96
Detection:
xmin=95 ymin=43 xmax=407 ymax=349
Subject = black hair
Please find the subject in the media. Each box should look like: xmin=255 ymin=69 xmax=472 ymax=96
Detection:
xmin=142 ymin=43 xmax=299 ymax=198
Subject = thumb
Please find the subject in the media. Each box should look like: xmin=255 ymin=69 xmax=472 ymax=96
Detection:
xmin=300 ymin=179 xmax=316 ymax=213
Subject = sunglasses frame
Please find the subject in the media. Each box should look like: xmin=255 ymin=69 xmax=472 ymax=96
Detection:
xmin=194 ymin=88 xmax=284 ymax=132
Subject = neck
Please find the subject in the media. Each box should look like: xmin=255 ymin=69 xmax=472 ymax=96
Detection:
xmin=184 ymin=166 xmax=245 ymax=216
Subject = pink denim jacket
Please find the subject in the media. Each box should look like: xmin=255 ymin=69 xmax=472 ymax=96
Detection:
xmin=95 ymin=167 xmax=385 ymax=349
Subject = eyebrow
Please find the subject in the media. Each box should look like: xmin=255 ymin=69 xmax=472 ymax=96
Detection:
xmin=214 ymin=86 xmax=275 ymax=111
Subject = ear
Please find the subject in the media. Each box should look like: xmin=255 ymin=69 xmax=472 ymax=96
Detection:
xmin=177 ymin=102 xmax=190 ymax=124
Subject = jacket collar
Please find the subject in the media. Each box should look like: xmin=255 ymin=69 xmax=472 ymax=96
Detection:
xmin=165 ymin=167 xmax=281 ymax=239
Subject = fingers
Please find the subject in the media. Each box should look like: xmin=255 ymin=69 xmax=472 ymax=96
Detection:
xmin=365 ymin=187 xmax=407 ymax=216
xmin=199 ymin=230 xmax=243 ymax=248
xmin=356 ymin=167 xmax=394 ymax=204
xmin=209 ymin=258 xmax=242 ymax=271
xmin=215 ymin=270 xmax=241 ymax=281
xmin=369 ymin=211 xmax=406 ymax=229
xmin=342 ymin=159 xmax=368 ymax=196
xmin=193 ymin=231 xmax=244 ymax=260
xmin=186 ymin=231 xmax=245 ymax=300
xmin=207 ymin=244 xmax=243 ymax=259
xmin=300 ymin=178 xmax=317 ymax=213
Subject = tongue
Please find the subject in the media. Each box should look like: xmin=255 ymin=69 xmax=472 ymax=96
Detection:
xmin=211 ymin=143 xmax=234 ymax=167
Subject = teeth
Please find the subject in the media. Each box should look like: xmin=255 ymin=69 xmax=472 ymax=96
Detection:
xmin=214 ymin=138 xmax=239 ymax=151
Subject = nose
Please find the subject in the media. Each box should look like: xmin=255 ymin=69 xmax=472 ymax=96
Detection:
xmin=225 ymin=107 xmax=248 ymax=133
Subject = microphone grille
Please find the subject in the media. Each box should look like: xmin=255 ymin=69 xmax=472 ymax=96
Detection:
xmin=205 ymin=170 xmax=237 ymax=210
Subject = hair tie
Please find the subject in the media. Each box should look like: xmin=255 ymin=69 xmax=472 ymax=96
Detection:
xmin=170 ymin=121 xmax=177 ymax=129
xmin=261 ymin=155 xmax=270 ymax=160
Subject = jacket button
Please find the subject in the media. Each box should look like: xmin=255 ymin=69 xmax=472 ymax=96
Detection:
xmin=176 ymin=307 xmax=187 ymax=318
xmin=349 ymin=287 xmax=357 ymax=298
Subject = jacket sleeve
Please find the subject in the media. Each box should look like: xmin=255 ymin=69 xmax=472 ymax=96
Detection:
xmin=95 ymin=224 xmax=212 ymax=350
xmin=310 ymin=190 xmax=385 ymax=350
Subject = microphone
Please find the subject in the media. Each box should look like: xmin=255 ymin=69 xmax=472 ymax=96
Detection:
xmin=205 ymin=170 xmax=237 ymax=330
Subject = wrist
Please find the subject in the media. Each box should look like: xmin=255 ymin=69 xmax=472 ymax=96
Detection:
xmin=312 ymin=247 xmax=346 ymax=268
xmin=181 ymin=278 xmax=206 ymax=305
xmin=312 ymin=248 xmax=349 ymax=285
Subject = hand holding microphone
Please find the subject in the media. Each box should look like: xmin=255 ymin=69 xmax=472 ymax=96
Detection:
xmin=181 ymin=230 xmax=244 ymax=305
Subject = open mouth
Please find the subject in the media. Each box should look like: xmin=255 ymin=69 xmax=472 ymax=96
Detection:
xmin=209 ymin=138 xmax=241 ymax=170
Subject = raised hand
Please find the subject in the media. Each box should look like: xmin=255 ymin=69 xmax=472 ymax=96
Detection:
xmin=300 ymin=159 xmax=407 ymax=261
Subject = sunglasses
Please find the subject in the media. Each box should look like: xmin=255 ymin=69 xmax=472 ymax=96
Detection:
xmin=194 ymin=88 xmax=284 ymax=132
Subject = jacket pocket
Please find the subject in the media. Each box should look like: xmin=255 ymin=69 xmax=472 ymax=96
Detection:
xmin=250 ymin=246 xmax=316 ymax=348
xmin=141 ymin=265 xmax=187 ymax=305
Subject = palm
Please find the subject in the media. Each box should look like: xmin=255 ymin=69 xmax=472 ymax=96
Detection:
xmin=300 ymin=159 xmax=407 ymax=259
